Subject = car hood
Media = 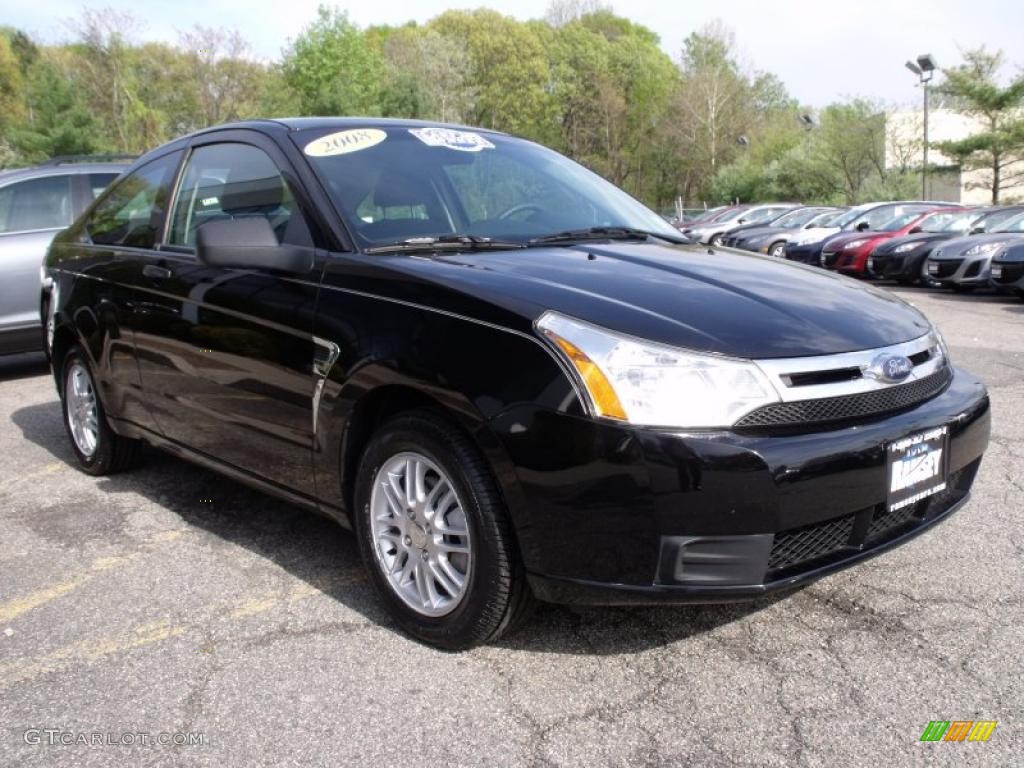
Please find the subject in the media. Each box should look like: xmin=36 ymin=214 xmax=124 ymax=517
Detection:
xmin=824 ymin=231 xmax=893 ymax=251
xmin=872 ymin=231 xmax=954 ymax=254
xmin=731 ymin=225 xmax=792 ymax=240
xmin=930 ymin=232 xmax=1024 ymax=260
xmin=389 ymin=242 xmax=931 ymax=359
xmin=790 ymin=226 xmax=840 ymax=245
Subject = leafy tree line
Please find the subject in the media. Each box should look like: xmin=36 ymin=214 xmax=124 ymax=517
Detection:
xmin=1 ymin=4 xmax=1021 ymax=208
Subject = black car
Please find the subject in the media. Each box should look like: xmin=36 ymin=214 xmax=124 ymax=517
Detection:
xmin=42 ymin=118 xmax=991 ymax=649
xmin=988 ymin=241 xmax=1024 ymax=299
xmin=869 ymin=207 xmax=1024 ymax=285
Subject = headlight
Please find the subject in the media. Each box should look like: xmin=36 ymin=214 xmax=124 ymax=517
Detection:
xmin=791 ymin=234 xmax=819 ymax=246
xmin=893 ymin=242 xmax=919 ymax=254
xmin=537 ymin=312 xmax=780 ymax=429
xmin=965 ymin=241 xmax=1007 ymax=256
xmin=843 ymin=239 xmax=868 ymax=250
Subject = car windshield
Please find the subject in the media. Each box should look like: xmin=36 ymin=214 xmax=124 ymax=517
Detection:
xmin=297 ymin=126 xmax=680 ymax=247
xmin=996 ymin=212 xmax=1024 ymax=233
xmin=937 ymin=211 xmax=982 ymax=233
xmin=914 ymin=210 xmax=962 ymax=233
xmin=773 ymin=208 xmax=822 ymax=228
xmin=745 ymin=207 xmax=790 ymax=225
xmin=807 ymin=209 xmax=845 ymax=227
xmin=830 ymin=204 xmax=875 ymax=228
xmin=981 ymin=208 xmax=1024 ymax=232
xmin=879 ymin=212 xmax=925 ymax=232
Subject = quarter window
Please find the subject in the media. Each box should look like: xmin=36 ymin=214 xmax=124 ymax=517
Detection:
xmin=0 ymin=175 xmax=73 ymax=234
xmin=168 ymin=143 xmax=311 ymax=248
xmin=85 ymin=152 xmax=181 ymax=248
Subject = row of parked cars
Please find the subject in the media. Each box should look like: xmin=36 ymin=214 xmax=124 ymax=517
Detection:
xmin=676 ymin=201 xmax=1024 ymax=299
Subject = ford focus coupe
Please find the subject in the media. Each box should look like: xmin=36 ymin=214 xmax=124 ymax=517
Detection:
xmin=41 ymin=119 xmax=991 ymax=649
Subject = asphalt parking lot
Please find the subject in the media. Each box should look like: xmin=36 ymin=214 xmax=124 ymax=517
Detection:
xmin=1 ymin=287 xmax=1021 ymax=767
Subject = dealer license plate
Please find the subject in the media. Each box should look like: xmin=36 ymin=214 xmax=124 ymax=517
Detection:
xmin=887 ymin=426 xmax=949 ymax=512
xmin=992 ymin=264 xmax=1003 ymax=279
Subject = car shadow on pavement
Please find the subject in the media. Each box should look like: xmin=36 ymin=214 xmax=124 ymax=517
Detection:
xmin=0 ymin=352 xmax=49 ymax=383
xmin=11 ymin=401 xmax=789 ymax=654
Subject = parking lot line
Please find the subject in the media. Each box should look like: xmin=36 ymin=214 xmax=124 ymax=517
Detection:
xmin=0 ymin=530 xmax=184 ymax=623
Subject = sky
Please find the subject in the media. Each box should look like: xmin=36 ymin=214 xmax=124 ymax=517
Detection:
xmin=5 ymin=0 xmax=1023 ymax=107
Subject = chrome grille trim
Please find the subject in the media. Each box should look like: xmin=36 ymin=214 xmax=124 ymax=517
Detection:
xmin=753 ymin=331 xmax=945 ymax=402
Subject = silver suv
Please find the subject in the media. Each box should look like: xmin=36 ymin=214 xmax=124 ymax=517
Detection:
xmin=0 ymin=156 xmax=130 ymax=355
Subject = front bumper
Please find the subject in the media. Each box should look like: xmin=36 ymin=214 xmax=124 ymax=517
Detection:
xmin=869 ymin=249 xmax=926 ymax=280
xmin=492 ymin=367 xmax=990 ymax=605
xmin=928 ymin=255 xmax=992 ymax=286
xmin=784 ymin=242 xmax=824 ymax=265
xmin=989 ymin=259 xmax=1024 ymax=291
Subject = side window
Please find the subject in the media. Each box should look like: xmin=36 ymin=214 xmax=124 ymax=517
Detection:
xmin=0 ymin=175 xmax=73 ymax=234
xmin=168 ymin=143 xmax=311 ymax=248
xmin=86 ymin=152 xmax=181 ymax=248
xmin=88 ymin=173 xmax=120 ymax=201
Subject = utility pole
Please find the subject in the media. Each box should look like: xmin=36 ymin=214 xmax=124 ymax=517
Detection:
xmin=906 ymin=54 xmax=937 ymax=199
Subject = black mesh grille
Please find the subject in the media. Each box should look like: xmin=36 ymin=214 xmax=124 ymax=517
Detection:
xmin=993 ymin=263 xmax=1024 ymax=284
xmin=765 ymin=460 xmax=980 ymax=578
xmin=768 ymin=514 xmax=855 ymax=572
xmin=735 ymin=366 xmax=952 ymax=430
xmin=930 ymin=259 xmax=962 ymax=278
xmin=963 ymin=261 xmax=982 ymax=278
xmin=821 ymin=251 xmax=840 ymax=267
xmin=865 ymin=503 xmax=921 ymax=542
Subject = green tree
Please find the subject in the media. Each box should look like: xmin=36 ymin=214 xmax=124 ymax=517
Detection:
xmin=429 ymin=10 xmax=553 ymax=137
xmin=935 ymin=48 xmax=1024 ymax=203
xmin=9 ymin=54 xmax=106 ymax=162
xmin=281 ymin=6 xmax=383 ymax=116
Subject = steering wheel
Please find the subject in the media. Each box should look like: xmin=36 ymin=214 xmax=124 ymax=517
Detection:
xmin=497 ymin=203 xmax=544 ymax=221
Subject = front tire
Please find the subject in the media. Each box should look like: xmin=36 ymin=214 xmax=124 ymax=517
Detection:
xmin=768 ymin=241 xmax=786 ymax=258
xmin=354 ymin=411 xmax=534 ymax=649
xmin=709 ymin=234 xmax=724 ymax=247
xmin=60 ymin=346 xmax=142 ymax=475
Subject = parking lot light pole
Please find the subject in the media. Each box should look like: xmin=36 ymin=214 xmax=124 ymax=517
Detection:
xmin=906 ymin=54 xmax=937 ymax=199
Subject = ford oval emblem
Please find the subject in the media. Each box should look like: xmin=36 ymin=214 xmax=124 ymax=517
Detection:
xmin=867 ymin=354 xmax=914 ymax=384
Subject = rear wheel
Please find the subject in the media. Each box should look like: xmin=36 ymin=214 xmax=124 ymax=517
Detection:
xmin=768 ymin=241 xmax=786 ymax=258
xmin=709 ymin=234 xmax=724 ymax=247
xmin=60 ymin=346 xmax=142 ymax=475
xmin=354 ymin=410 xmax=534 ymax=649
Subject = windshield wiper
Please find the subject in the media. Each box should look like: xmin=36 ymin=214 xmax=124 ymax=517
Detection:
xmin=364 ymin=234 xmax=526 ymax=255
xmin=527 ymin=226 xmax=687 ymax=245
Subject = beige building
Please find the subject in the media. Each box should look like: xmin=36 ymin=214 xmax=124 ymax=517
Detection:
xmin=886 ymin=108 xmax=1024 ymax=204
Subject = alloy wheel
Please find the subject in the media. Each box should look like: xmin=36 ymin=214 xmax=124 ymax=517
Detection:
xmin=369 ymin=452 xmax=472 ymax=617
xmin=65 ymin=361 xmax=99 ymax=457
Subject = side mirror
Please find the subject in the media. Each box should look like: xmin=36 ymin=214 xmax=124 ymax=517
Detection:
xmin=855 ymin=221 xmax=870 ymax=232
xmin=195 ymin=218 xmax=314 ymax=275
xmin=737 ymin=218 xmax=747 ymax=224
xmin=969 ymin=226 xmax=985 ymax=235
xmin=908 ymin=226 xmax=922 ymax=234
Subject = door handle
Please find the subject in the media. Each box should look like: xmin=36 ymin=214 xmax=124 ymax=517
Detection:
xmin=143 ymin=264 xmax=172 ymax=280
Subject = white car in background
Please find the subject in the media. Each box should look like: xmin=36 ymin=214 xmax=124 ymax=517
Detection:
xmin=682 ymin=203 xmax=798 ymax=246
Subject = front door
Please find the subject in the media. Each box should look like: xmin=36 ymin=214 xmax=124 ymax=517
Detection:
xmin=131 ymin=136 xmax=322 ymax=495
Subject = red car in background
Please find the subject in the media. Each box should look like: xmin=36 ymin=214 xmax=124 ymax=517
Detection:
xmin=823 ymin=207 xmax=966 ymax=276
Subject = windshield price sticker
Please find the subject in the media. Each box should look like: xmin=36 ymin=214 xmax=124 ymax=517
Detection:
xmin=408 ymin=127 xmax=495 ymax=152
xmin=304 ymin=129 xmax=387 ymax=157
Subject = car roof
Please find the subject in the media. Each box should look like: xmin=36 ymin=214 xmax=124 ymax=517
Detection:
xmin=0 ymin=162 xmax=129 ymax=185
xmin=192 ymin=116 xmax=508 ymax=138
